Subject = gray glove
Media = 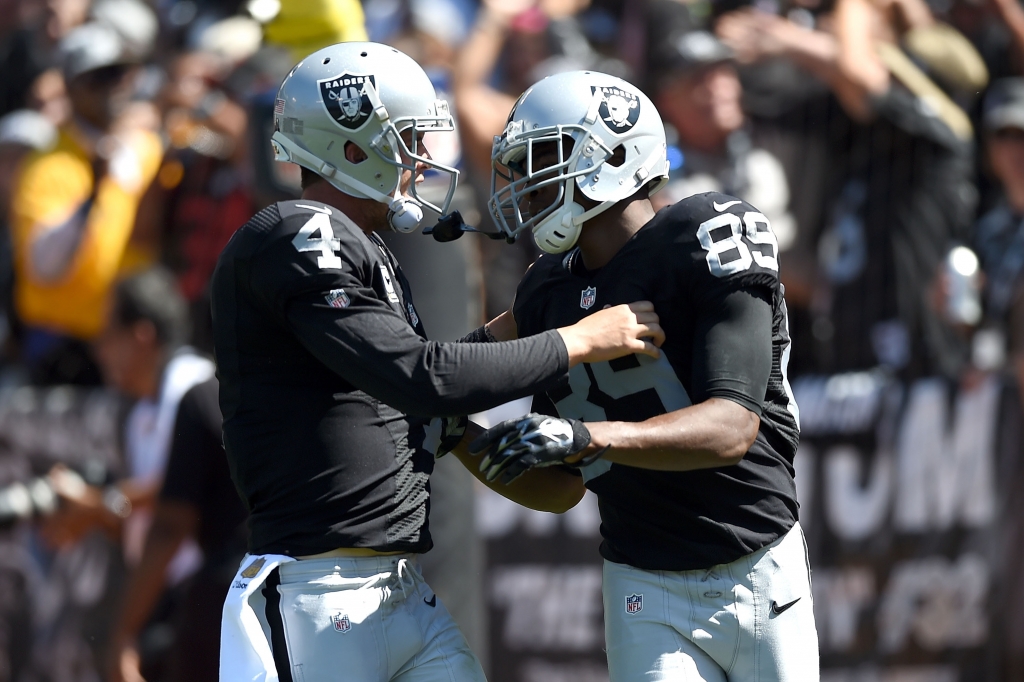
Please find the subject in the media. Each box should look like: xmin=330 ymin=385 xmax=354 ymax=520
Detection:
xmin=425 ymin=415 xmax=468 ymax=459
xmin=468 ymin=413 xmax=606 ymax=484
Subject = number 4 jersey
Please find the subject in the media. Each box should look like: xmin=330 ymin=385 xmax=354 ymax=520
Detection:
xmin=212 ymin=200 xmax=570 ymax=557
xmin=513 ymin=192 xmax=802 ymax=571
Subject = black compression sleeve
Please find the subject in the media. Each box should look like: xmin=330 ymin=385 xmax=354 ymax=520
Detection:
xmin=286 ymin=293 xmax=569 ymax=418
xmin=691 ymin=287 xmax=772 ymax=416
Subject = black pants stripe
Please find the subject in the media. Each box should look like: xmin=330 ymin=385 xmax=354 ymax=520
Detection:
xmin=263 ymin=568 xmax=294 ymax=682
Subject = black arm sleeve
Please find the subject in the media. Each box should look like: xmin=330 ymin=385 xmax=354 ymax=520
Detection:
xmin=285 ymin=290 xmax=569 ymax=418
xmin=249 ymin=206 xmax=571 ymax=419
xmin=691 ymin=286 xmax=772 ymax=415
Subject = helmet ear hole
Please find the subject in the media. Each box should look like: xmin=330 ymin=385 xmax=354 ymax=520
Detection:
xmin=606 ymin=145 xmax=626 ymax=167
xmin=344 ymin=142 xmax=368 ymax=164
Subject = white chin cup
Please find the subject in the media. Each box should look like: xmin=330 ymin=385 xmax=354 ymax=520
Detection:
xmin=532 ymin=202 xmax=585 ymax=254
xmin=388 ymin=198 xmax=424 ymax=233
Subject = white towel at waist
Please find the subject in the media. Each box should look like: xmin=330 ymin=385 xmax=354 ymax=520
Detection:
xmin=220 ymin=553 xmax=296 ymax=682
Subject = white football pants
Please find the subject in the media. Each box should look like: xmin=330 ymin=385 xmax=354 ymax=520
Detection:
xmin=603 ymin=522 xmax=819 ymax=682
xmin=250 ymin=555 xmax=486 ymax=682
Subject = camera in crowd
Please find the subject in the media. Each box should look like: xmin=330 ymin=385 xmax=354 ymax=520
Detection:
xmin=0 ymin=462 xmax=121 ymax=528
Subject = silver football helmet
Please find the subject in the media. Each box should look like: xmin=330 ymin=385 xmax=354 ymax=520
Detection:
xmin=490 ymin=71 xmax=669 ymax=253
xmin=271 ymin=42 xmax=458 ymax=233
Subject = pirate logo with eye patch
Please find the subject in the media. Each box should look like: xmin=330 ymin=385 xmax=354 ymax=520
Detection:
xmin=319 ymin=73 xmax=376 ymax=130
xmin=592 ymin=85 xmax=640 ymax=134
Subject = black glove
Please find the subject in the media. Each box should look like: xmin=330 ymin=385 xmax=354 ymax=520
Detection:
xmin=425 ymin=415 xmax=468 ymax=459
xmin=468 ymin=413 xmax=606 ymax=484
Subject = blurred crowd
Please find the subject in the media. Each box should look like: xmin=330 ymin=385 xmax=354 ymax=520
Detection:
xmin=0 ymin=0 xmax=1022 ymax=679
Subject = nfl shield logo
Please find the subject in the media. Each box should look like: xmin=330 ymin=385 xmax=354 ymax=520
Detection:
xmin=625 ymin=593 xmax=643 ymax=614
xmin=333 ymin=613 xmax=351 ymax=633
xmin=580 ymin=286 xmax=597 ymax=310
xmin=325 ymin=289 xmax=351 ymax=309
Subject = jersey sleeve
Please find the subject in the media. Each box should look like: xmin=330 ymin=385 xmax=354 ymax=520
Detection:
xmin=673 ymin=192 xmax=781 ymax=306
xmin=673 ymin=193 xmax=779 ymax=414
xmin=690 ymin=287 xmax=773 ymax=415
xmin=249 ymin=202 xmax=570 ymax=418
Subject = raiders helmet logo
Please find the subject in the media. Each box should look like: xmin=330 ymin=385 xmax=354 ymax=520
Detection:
xmin=319 ymin=73 xmax=376 ymax=130
xmin=592 ymin=86 xmax=640 ymax=134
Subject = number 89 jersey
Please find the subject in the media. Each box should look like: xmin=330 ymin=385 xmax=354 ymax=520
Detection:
xmin=513 ymin=192 xmax=801 ymax=571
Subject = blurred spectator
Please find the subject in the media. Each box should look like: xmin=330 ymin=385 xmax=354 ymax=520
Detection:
xmin=136 ymin=37 xmax=257 ymax=352
xmin=8 ymin=22 xmax=163 ymax=385
xmin=453 ymin=0 xmax=558 ymax=319
xmin=106 ymin=377 xmax=246 ymax=682
xmin=0 ymin=0 xmax=90 ymax=119
xmin=90 ymin=0 xmax=159 ymax=61
xmin=0 ymin=111 xmax=56 ymax=354
xmin=454 ymin=0 xmax=559 ymax=176
xmin=0 ymin=0 xmax=46 ymax=119
xmin=650 ymin=30 xmax=797 ymax=253
xmin=43 ymin=267 xmax=214 ymax=676
xmin=718 ymin=0 xmax=978 ymax=379
xmin=42 ymin=269 xmax=211 ymax=546
xmin=975 ymin=0 xmax=1024 ymax=77
xmin=0 ymin=110 xmax=56 ymax=215
xmin=975 ymin=79 xmax=1024 ymax=386
xmin=454 ymin=0 xmax=611 ymax=318
xmin=262 ymin=0 xmax=368 ymax=60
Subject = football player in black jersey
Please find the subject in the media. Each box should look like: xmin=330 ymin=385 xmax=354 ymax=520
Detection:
xmin=211 ymin=46 xmax=665 ymax=682
xmin=458 ymin=72 xmax=819 ymax=681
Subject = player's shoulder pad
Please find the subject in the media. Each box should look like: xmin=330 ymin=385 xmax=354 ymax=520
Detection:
xmin=512 ymin=252 xmax=567 ymax=324
xmin=255 ymin=199 xmax=373 ymax=270
xmin=276 ymin=200 xmax=364 ymax=243
xmin=517 ymin=252 xmax=571 ymax=297
xmin=658 ymin=192 xmax=756 ymax=234
xmin=659 ymin=192 xmax=782 ymax=285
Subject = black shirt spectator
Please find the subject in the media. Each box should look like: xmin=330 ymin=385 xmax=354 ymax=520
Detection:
xmin=819 ymin=88 xmax=976 ymax=378
xmin=108 ymin=377 xmax=247 ymax=682
xmin=160 ymin=377 xmax=246 ymax=560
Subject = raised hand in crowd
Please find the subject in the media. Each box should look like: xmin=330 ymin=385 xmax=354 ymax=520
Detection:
xmin=452 ymin=0 xmax=533 ymax=174
xmin=716 ymin=3 xmax=888 ymax=121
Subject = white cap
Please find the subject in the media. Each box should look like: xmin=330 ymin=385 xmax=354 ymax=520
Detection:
xmin=58 ymin=22 xmax=135 ymax=82
xmin=90 ymin=0 xmax=158 ymax=60
xmin=0 ymin=110 xmax=57 ymax=151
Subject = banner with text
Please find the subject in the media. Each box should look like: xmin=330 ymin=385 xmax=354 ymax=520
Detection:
xmin=478 ymin=372 xmax=1024 ymax=682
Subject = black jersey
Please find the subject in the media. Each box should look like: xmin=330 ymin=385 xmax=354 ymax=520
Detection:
xmin=212 ymin=200 xmax=569 ymax=556
xmin=514 ymin=193 xmax=801 ymax=571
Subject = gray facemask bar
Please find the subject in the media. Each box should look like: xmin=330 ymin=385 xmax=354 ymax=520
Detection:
xmin=488 ymin=123 xmax=613 ymax=240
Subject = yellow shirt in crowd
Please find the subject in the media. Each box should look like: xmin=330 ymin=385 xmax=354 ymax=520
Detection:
xmin=11 ymin=126 xmax=162 ymax=340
